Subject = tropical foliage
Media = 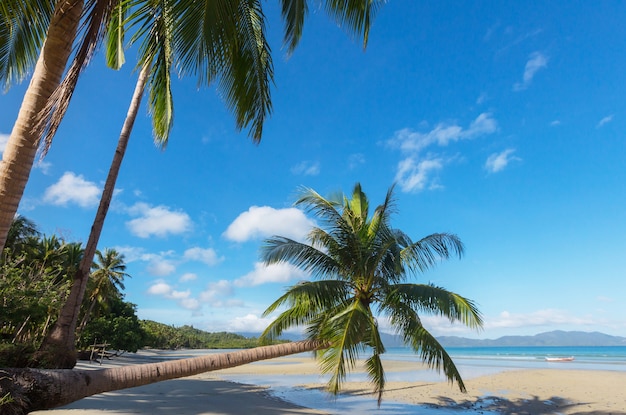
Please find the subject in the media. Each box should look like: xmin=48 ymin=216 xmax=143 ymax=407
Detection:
xmin=140 ymin=320 xmax=282 ymax=349
xmin=260 ymin=183 xmax=483 ymax=403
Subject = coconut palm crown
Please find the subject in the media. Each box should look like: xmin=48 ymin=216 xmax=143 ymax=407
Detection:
xmin=260 ymin=183 xmax=483 ymax=404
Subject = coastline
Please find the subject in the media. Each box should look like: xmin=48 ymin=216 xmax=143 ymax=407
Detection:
xmin=34 ymin=350 xmax=626 ymax=415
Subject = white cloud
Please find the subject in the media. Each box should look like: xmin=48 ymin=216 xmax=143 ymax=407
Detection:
xmin=148 ymin=282 xmax=172 ymax=295
xmin=180 ymin=273 xmax=198 ymax=282
xmin=113 ymin=246 xmax=147 ymax=263
xmin=389 ymin=113 xmax=498 ymax=193
xmin=0 ymin=133 xmax=9 ymax=154
xmin=43 ymin=172 xmax=101 ymax=208
xmin=228 ymin=313 xmax=275 ymax=332
xmin=199 ymin=280 xmax=242 ymax=307
xmin=224 ymin=206 xmax=315 ymax=242
xmin=291 ymin=161 xmax=320 ymax=176
xmin=597 ymin=115 xmax=614 ymax=128
xmin=36 ymin=160 xmax=52 ymax=174
xmin=147 ymin=281 xmax=201 ymax=310
xmin=550 ymin=120 xmax=561 ymax=126
xmin=395 ymin=157 xmax=444 ymax=193
xmin=389 ymin=113 xmax=498 ymax=154
xmin=513 ymin=52 xmax=548 ymax=91
xmin=126 ymin=202 xmax=192 ymax=238
xmin=485 ymin=148 xmax=520 ymax=173
xmin=146 ymin=257 xmax=176 ymax=276
xmin=183 ymin=247 xmax=223 ymax=266
xmin=235 ymin=262 xmax=309 ymax=287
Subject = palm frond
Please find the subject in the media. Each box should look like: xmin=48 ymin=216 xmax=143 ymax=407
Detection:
xmin=104 ymin=0 xmax=129 ymax=70
xmin=260 ymin=280 xmax=351 ymax=342
xmin=323 ymin=0 xmax=385 ymax=48
xmin=317 ymin=299 xmax=371 ymax=395
xmin=0 ymin=0 xmax=54 ymax=90
xmin=401 ymin=232 xmax=464 ymax=273
xmin=261 ymin=236 xmax=339 ymax=278
xmin=386 ymin=283 xmax=483 ymax=329
xmin=279 ymin=0 xmax=307 ymax=55
xmin=39 ymin=0 xmax=119 ymax=155
xmin=383 ymin=299 xmax=467 ymax=391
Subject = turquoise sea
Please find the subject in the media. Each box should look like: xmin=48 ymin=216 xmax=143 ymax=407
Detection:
xmin=213 ymin=345 xmax=626 ymax=415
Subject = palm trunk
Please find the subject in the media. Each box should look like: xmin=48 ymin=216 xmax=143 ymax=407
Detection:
xmin=36 ymin=67 xmax=151 ymax=369
xmin=2 ymin=340 xmax=325 ymax=414
xmin=0 ymin=0 xmax=83 ymax=252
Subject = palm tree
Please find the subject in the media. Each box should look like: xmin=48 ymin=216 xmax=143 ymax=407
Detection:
xmin=37 ymin=0 xmax=385 ymax=369
xmin=1 ymin=340 xmax=324 ymax=414
xmin=0 ymin=0 xmax=120 ymax=251
xmin=260 ymin=183 xmax=483 ymax=404
xmin=77 ymin=248 xmax=129 ymax=335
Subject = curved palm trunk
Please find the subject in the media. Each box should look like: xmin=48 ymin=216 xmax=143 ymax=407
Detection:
xmin=0 ymin=0 xmax=83 ymax=252
xmin=2 ymin=340 xmax=324 ymax=414
xmin=37 ymin=66 xmax=150 ymax=368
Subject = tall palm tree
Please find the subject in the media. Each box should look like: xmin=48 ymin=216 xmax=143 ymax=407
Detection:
xmin=260 ymin=183 xmax=483 ymax=404
xmin=0 ymin=0 xmax=121 ymax=251
xmin=37 ymin=0 xmax=385 ymax=369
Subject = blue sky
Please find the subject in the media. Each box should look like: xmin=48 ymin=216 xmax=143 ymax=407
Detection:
xmin=1 ymin=2 xmax=625 ymax=339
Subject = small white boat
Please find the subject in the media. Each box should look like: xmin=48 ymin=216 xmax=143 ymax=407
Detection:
xmin=545 ymin=356 xmax=574 ymax=362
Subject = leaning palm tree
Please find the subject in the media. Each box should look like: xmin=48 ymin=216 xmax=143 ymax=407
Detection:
xmin=260 ymin=183 xmax=483 ymax=404
xmin=37 ymin=0 xmax=385 ymax=369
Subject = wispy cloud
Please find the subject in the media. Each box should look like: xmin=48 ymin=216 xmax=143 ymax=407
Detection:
xmin=291 ymin=160 xmax=320 ymax=176
xmin=147 ymin=280 xmax=200 ymax=310
xmin=183 ymin=247 xmax=223 ymax=266
xmin=550 ymin=120 xmax=561 ymax=126
xmin=597 ymin=114 xmax=614 ymax=128
xmin=388 ymin=113 xmax=498 ymax=192
xmin=199 ymin=280 xmax=242 ymax=308
xmin=486 ymin=309 xmax=596 ymax=329
xmin=390 ymin=113 xmax=497 ymax=153
xmin=223 ymin=206 xmax=314 ymax=243
xmin=513 ymin=52 xmax=548 ymax=91
xmin=126 ymin=202 xmax=192 ymax=238
xmin=234 ymin=262 xmax=309 ymax=287
xmin=485 ymin=148 xmax=521 ymax=173
xmin=394 ymin=157 xmax=444 ymax=192
xmin=348 ymin=153 xmax=366 ymax=169
xmin=180 ymin=273 xmax=197 ymax=282
xmin=146 ymin=257 xmax=176 ymax=276
xmin=43 ymin=172 xmax=101 ymax=208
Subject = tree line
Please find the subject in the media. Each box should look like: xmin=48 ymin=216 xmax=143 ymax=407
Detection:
xmin=0 ymin=216 xmax=279 ymax=368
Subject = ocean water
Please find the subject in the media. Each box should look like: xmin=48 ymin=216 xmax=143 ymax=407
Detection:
xmin=215 ymin=345 xmax=626 ymax=415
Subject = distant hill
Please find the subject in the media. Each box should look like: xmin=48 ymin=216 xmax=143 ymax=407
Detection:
xmin=436 ymin=330 xmax=626 ymax=347
xmin=239 ymin=330 xmax=626 ymax=348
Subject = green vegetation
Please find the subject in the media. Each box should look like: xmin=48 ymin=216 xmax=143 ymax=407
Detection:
xmin=140 ymin=321 xmax=281 ymax=350
xmin=0 ymin=216 xmax=277 ymax=367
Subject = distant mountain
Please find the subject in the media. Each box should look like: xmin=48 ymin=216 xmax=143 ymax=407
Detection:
xmin=436 ymin=330 xmax=626 ymax=347
xmin=238 ymin=330 xmax=626 ymax=348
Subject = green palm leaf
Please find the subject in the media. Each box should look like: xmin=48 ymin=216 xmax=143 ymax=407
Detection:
xmin=0 ymin=0 xmax=54 ymax=89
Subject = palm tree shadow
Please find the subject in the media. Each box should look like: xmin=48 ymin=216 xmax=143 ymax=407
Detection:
xmin=430 ymin=394 xmax=626 ymax=415
xmin=56 ymin=378 xmax=321 ymax=415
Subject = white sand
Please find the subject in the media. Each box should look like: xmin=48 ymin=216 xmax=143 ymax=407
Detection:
xmin=34 ymin=352 xmax=626 ymax=414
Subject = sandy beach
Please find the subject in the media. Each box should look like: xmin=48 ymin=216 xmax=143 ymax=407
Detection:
xmin=33 ymin=351 xmax=626 ymax=415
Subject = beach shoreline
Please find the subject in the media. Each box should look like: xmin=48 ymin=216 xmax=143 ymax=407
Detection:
xmin=34 ymin=350 xmax=626 ymax=415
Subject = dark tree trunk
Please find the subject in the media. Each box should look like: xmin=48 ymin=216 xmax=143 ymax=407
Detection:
xmin=1 ymin=340 xmax=324 ymax=414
